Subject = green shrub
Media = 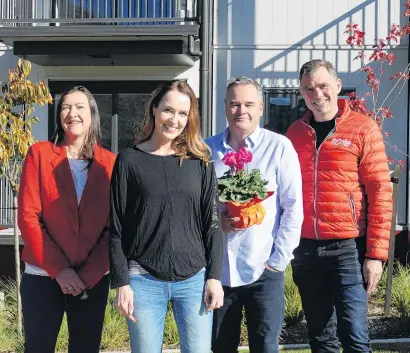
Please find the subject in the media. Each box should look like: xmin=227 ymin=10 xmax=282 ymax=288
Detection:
xmin=283 ymin=266 xmax=303 ymax=325
xmin=0 ymin=308 xmax=18 ymax=352
xmin=240 ymin=308 xmax=248 ymax=345
xmin=372 ymin=262 xmax=389 ymax=305
xmin=390 ymin=263 xmax=410 ymax=320
xmin=374 ymin=262 xmax=410 ymax=319
xmin=55 ymin=315 xmax=69 ymax=352
xmin=100 ymin=290 xmax=130 ymax=350
xmin=163 ymin=302 xmax=179 ymax=348
xmin=1 ymin=264 xmax=407 ymax=350
xmin=0 ymin=270 xmax=305 ymax=351
xmin=0 ymin=278 xmax=23 ymax=351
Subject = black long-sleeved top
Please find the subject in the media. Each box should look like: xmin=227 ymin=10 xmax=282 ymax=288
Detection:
xmin=109 ymin=146 xmax=223 ymax=289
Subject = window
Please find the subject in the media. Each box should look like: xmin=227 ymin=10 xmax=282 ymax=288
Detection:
xmin=262 ymin=87 xmax=355 ymax=135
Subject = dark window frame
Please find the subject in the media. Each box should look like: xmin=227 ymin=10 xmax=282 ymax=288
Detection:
xmin=262 ymin=87 xmax=356 ymax=134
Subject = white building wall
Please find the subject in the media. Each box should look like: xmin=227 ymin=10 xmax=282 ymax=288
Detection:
xmin=213 ymin=0 xmax=409 ymax=224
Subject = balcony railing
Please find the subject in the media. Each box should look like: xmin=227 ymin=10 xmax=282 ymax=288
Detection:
xmin=0 ymin=178 xmax=13 ymax=227
xmin=0 ymin=0 xmax=197 ymax=26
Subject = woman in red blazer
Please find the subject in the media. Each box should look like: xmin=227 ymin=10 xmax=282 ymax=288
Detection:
xmin=18 ymin=86 xmax=116 ymax=353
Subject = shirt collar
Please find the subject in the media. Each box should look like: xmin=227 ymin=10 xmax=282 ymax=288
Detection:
xmin=221 ymin=126 xmax=263 ymax=151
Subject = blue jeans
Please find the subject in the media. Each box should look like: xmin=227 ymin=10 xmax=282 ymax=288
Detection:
xmin=292 ymin=237 xmax=371 ymax=353
xmin=127 ymin=269 xmax=212 ymax=353
xmin=212 ymin=269 xmax=285 ymax=353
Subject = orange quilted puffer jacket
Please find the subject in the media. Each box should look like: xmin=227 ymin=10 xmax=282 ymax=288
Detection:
xmin=287 ymin=99 xmax=392 ymax=261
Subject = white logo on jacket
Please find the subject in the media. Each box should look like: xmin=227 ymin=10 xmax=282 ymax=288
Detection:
xmin=331 ymin=138 xmax=352 ymax=147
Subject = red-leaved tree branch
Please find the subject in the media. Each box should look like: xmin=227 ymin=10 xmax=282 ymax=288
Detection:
xmin=344 ymin=0 xmax=410 ymax=168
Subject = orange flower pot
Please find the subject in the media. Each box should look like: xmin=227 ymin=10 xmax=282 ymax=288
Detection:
xmin=225 ymin=192 xmax=274 ymax=229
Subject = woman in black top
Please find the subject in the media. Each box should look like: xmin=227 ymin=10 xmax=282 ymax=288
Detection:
xmin=110 ymin=80 xmax=224 ymax=353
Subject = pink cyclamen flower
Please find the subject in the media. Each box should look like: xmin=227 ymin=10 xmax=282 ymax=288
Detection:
xmin=222 ymin=148 xmax=253 ymax=172
xmin=236 ymin=160 xmax=245 ymax=171
xmin=222 ymin=151 xmax=237 ymax=169
xmin=237 ymin=147 xmax=253 ymax=164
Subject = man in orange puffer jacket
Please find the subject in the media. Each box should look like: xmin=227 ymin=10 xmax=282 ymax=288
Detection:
xmin=287 ymin=59 xmax=392 ymax=353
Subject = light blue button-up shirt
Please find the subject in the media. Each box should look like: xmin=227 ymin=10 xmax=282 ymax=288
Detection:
xmin=206 ymin=127 xmax=303 ymax=287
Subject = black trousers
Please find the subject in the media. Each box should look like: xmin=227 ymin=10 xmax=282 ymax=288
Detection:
xmin=212 ymin=269 xmax=285 ymax=353
xmin=21 ymin=273 xmax=109 ymax=353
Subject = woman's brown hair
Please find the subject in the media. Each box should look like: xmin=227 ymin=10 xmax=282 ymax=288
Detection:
xmin=51 ymin=85 xmax=102 ymax=161
xmin=137 ymin=80 xmax=211 ymax=163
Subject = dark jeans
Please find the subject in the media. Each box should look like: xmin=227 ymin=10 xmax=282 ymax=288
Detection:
xmin=21 ymin=273 xmax=109 ymax=353
xmin=212 ymin=269 xmax=285 ymax=353
xmin=292 ymin=237 xmax=371 ymax=353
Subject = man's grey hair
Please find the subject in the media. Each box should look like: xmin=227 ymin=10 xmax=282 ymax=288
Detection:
xmin=299 ymin=59 xmax=338 ymax=81
xmin=224 ymin=76 xmax=263 ymax=102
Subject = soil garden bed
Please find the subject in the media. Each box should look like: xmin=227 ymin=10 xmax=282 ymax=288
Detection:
xmin=239 ymin=297 xmax=410 ymax=346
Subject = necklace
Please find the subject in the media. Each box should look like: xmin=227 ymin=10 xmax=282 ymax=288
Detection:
xmin=66 ymin=146 xmax=81 ymax=159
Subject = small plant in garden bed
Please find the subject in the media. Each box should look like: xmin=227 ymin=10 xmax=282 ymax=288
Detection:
xmin=389 ymin=263 xmax=410 ymax=333
xmin=1 ymin=265 xmax=409 ymax=350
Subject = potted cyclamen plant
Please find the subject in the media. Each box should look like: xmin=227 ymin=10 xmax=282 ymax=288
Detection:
xmin=218 ymin=147 xmax=274 ymax=229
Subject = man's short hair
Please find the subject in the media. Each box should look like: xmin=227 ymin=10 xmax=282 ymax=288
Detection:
xmin=225 ymin=76 xmax=263 ymax=102
xmin=299 ymin=60 xmax=338 ymax=81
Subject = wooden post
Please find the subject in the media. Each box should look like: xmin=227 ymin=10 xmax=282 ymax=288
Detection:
xmin=13 ymin=195 xmax=22 ymax=335
xmin=384 ymin=166 xmax=400 ymax=317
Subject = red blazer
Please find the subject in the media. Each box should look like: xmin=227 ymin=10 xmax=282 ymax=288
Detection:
xmin=18 ymin=141 xmax=116 ymax=288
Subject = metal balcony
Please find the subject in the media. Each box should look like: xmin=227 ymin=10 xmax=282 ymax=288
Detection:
xmin=0 ymin=0 xmax=197 ymax=25
xmin=0 ymin=0 xmax=201 ymax=66
xmin=0 ymin=0 xmax=199 ymax=37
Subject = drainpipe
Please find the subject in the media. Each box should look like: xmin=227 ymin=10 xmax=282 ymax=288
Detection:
xmin=51 ymin=0 xmax=57 ymax=26
xmin=208 ymin=0 xmax=215 ymax=137
xmin=199 ymin=0 xmax=213 ymax=138
xmin=406 ymin=21 xmax=410 ymax=254
xmin=187 ymin=1 xmax=213 ymax=138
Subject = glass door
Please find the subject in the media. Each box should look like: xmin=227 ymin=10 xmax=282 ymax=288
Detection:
xmin=94 ymin=94 xmax=113 ymax=150
xmin=117 ymin=93 xmax=151 ymax=151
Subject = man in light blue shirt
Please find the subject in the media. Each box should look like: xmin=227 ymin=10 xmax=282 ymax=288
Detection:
xmin=206 ymin=77 xmax=303 ymax=353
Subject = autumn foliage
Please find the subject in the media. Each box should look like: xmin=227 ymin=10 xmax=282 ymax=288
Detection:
xmin=0 ymin=59 xmax=52 ymax=194
xmin=344 ymin=0 xmax=410 ymax=168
